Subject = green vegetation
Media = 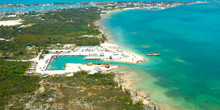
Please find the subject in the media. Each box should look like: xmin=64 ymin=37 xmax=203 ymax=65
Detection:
xmin=0 ymin=58 xmax=41 ymax=109
xmin=0 ymin=5 xmax=151 ymax=110
xmin=0 ymin=62 xmax=147 ymax=109
xmin=0 ymin=61 xmax=147 ymax=110
xmin=0 ymin=26 xmax=19 ymax=39
xmin=0 ymin=7 xmax=104 ymax=59
xmin=29 ymin=71 xmax=146 ymax=110
xmin=22 ymin=8 xmax=101 ymax=36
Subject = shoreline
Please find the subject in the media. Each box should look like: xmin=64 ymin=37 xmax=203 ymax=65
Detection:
xmin=93 ymin=2 xmax=211 ymax=108
xmin=4 ymin=1 xmax=220 ymax=110
xmin=96 ymin=8 xmax=147 ymax=62
xmin=94 ymin=2 xmax=215 ymax=109
xmin=114 ymin=69 xmax=159 ymax=109
xmin=95 ymin=7 xmax=161 ymax=109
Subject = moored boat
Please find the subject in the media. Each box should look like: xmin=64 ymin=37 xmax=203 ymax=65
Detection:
xmin=147 ymin=53 xmax=160 ymax=56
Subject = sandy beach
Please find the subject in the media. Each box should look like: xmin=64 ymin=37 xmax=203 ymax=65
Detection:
xmin=0 ymin=19 xmax=22 ymax=26
xmin=96 ymin=8 xmax=146 ymax=63
xmin=95 ymin=7 xmax=161 ymax=109
xmin=97 ymin=9 xmax=159 ymax=108
xmin=97 ymin=8 xmax=139 ymax=42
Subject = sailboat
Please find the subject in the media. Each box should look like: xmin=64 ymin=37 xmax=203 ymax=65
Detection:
xmin=147 ymin=48 xmax=160 ymax=56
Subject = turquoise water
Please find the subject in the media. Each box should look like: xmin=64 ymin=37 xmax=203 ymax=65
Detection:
xmin=48 ymin=56 xmax=136 ymax=70
xmin=0 ymin=4 xmax=89 ymax=12
xmin=0 ymin=0 xmax=217 ymax=5
xmin=99 ymin=3 xmax=220 ymax=110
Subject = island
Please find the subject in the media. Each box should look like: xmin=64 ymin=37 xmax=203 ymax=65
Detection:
xmin=1 ymin=1 xmax=219 ymax=110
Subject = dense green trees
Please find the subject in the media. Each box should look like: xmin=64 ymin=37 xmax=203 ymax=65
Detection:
xmin=0 ymin=26 xmax=19 ymax=39
xmin=0 ymin=59 xmax=41 ymax=109
xmin=48 ymin=71 xmax=145 ymax=109
xmin=20 ymin=7 xmax=101 ymax=36
xmin=0 ymin=7 xmax=104 ymax=59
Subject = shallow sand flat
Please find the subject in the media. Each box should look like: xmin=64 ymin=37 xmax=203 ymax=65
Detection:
xmin=114 ymin=70 xmax=159 ymax=108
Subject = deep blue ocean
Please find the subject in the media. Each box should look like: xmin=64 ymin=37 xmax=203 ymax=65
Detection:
xmin=98 ymin=3 xmax=220 ymax=110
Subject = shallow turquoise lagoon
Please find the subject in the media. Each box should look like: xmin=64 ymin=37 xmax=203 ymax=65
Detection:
xmin=99 ymin=3 xmax=220 ymax=110
xmin=48 ymin=56 xmax=137 ymax=70
xmin=0 ymin=4 xmax=89 ymax=12
xmin=0 ymin=0 xmax=217 ymax=5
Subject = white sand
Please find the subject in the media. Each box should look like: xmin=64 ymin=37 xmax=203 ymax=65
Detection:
xmin=0 ymin=19 xmax=22 ymax=26
xmin=100 ymin=42 xmax=119 ymax=48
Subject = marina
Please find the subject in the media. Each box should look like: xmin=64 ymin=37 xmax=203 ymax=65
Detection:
xmin=35 ymin=42 xmax=145 ymax=75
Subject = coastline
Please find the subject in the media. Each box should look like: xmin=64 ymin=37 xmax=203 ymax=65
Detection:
xmin=96 ymin=8 xmax=147 ymax=63
xmin=35 ymin=2 xmax=217 ymax=109
xmin=93 ymin=2 xmax=211 ymax=108
xmin=2 ymin=1 xmax=220 ymax=110
xmin=114 ymin=69 xmax=159 ymax=109
xmin=95 ymin=2 xmax=196 ymax=61
xmin=95 ymin=8 xmax=160 ymax=109
xmin=94 ymin=2 xmax=213 ymax=109
xmin=96 ymin=8 xmax=139 ymax=42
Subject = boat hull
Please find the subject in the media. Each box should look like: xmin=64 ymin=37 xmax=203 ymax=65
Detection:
xmin=147 ymin=53 xmax=160 ymax=56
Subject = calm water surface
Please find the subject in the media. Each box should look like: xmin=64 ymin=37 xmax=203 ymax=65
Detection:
xmin=0 ymin=4 xmax=90 ymax=12
xmin=98 ymin=3 xmax=220 ymax=110
xmin=0 ymin=0 xmax=217 ymax=5
xmin=48 ymin=56 xmax=136 ymax=70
